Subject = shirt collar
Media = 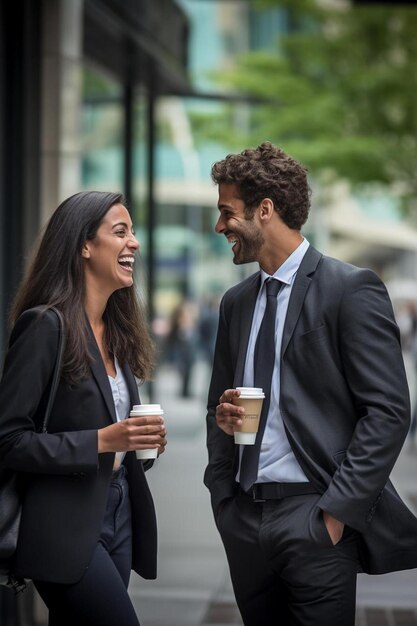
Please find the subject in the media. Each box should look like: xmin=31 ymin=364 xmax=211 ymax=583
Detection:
xmin=260 ymin=237 xmax=310 ymax=287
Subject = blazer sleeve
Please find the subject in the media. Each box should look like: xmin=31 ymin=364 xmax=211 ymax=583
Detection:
xmin=204 ymin=294 xmax=237 ymax=512
xmin=0 ymin=308 xmax=99 ymax=475
xmin=317 ymin=269 xmax=410 ymax=532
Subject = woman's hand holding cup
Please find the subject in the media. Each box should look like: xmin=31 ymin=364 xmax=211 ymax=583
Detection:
xmin=98 ymin=411 xmax=166 ymax=455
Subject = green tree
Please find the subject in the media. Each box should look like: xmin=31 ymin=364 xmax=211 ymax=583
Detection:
xmin=193 ymin=0 xmax=417 ymax=214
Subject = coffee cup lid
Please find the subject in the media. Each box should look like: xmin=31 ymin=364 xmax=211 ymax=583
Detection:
xmin=131 ymin=404 xmax=164 ymax=414
xmin=235 ymin=387 xmax=265 ymax=398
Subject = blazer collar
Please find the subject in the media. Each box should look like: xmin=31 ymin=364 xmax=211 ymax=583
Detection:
xmin=281 ymin=245 xmax=322 ymax=357
xmin=121 ymin=362 xmax=140 ymax=406
xmin=87 ymin=325 xmax=117 ymax=423
xmin=87 ymin=320 xmax=139 ymax=423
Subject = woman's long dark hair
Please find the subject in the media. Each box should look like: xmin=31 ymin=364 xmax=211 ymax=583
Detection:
xmin=10 ymin=191 xmax=155 ymax=384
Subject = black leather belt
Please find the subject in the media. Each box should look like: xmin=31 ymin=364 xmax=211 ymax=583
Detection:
xmin=240 ymin=482 xmax=317 ymax=502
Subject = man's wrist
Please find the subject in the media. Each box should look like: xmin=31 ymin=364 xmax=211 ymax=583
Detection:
xmin=323 ymin=510 xmax=344 ymax=544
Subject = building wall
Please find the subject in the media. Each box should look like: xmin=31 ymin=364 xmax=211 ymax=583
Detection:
xmin=0 ymin=2 xmax=189 ymax=622
xmin=0 ymin=1 xmax=42 ymax=355
xmin=40 ymin=0 xmax=83 ymax=225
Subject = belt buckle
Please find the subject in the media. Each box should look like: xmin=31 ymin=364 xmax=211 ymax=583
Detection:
xmin=252 ymin=485 xmax=266 ymax=503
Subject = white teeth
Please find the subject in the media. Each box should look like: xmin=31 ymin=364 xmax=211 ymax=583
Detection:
xmin=118 ymin=256 xmax=135 ymax=264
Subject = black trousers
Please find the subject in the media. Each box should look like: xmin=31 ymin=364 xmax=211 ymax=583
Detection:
xmin=34 ymin=467 xmax=139 ymax=626
xmin=217 ymin=491 xmax=359 ymax=626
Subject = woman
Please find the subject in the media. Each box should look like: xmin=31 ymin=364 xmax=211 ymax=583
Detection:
xmin=0 ymin=191 xmax=166 ymax=625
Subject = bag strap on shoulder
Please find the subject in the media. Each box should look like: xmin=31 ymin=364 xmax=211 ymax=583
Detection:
xmin=41 ymin=307 xmax=65 ymax=434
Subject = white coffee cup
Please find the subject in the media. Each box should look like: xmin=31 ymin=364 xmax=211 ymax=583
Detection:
xmin=232 ymin=387 xmax=265 ymax=445
xmin=129 ymin=404 xmax=164 ymax=459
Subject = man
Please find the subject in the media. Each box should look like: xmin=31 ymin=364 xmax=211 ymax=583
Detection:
xmin=204 ymin=142 xmax=417 ymax=626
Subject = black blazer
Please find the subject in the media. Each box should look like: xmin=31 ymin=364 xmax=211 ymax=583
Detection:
xmin=205 ymin=245 xmax=417 ymax=575
xmin=0 ymin=308 xmax=157 ymax=584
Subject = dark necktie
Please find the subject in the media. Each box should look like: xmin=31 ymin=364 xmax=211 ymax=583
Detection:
xmin=240 ymin=278 xmax=282 ymax=491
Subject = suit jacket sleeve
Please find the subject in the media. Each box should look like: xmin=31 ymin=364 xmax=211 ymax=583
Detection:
xmin=204 ymin=294 xmax=237 ymax=512
xmin=317 ymin=269 xmax=410 ymax=532
xmin=0 ymin=309 xmax=98 ymax=474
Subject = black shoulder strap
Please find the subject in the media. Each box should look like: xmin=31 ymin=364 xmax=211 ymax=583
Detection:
xmin=41 ymin=307 xmax=65 ymax=434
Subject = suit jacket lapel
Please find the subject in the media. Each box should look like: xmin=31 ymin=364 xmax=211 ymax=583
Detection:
xmin=87 ymin=323 xmax=118 ymax=424
xmin=121 ymin=362 xmax=140 ymax=407
xmin=234 ymin=273 xmax=261 ymax=386
xmin=281 ymin=245 xmax=322 ymax=358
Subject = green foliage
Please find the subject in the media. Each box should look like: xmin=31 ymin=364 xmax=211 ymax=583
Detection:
xmin=191 ymin=0 xmax=417 ymax=213
xmin=82 ymin=67 xmax=121 ymax=98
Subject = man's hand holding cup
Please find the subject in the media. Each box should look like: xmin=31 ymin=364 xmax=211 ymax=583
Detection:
xmin=216 ymin=389 xmax=245 ymax=436
xmin=216 ymin=387 xmax=264 ymax=444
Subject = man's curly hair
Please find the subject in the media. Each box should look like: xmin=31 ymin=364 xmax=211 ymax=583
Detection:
xmin=211 ymin=142 xmax=311 ymax=230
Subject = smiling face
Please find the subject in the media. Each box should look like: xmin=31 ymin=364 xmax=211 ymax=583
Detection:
xmin=215 ymin=183 xmax=265 ymax=265
xmin=82 ymin=203 xmax=139 ymax=297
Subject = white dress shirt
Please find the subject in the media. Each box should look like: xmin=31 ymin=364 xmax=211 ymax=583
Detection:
xmin=237 ymin=238 xmax=310 ymax=484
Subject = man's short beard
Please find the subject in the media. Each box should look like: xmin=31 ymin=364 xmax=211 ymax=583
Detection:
xmin=233 ymin=229 xmax=265 ymax=265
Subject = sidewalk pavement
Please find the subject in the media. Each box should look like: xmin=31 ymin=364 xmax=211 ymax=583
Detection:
xmin=128 ymin=362 xmax=417 ymax=626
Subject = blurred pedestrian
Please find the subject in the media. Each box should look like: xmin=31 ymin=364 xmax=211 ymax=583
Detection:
xmin=166 ymin=299 xmax=199 ymax=398
xmin=198 ymin=295 xmax=220 ymax=369
xmin=408 ymin=303 xmax=417 ymax=447
xmin=204 ymin=143 xmax=417 ymax=626
xmin=0 ymin=191 xmax=166 ymax=626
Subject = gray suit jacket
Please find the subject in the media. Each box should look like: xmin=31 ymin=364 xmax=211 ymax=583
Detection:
xmin=205 ymin=245 xmax=417 ymax=574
